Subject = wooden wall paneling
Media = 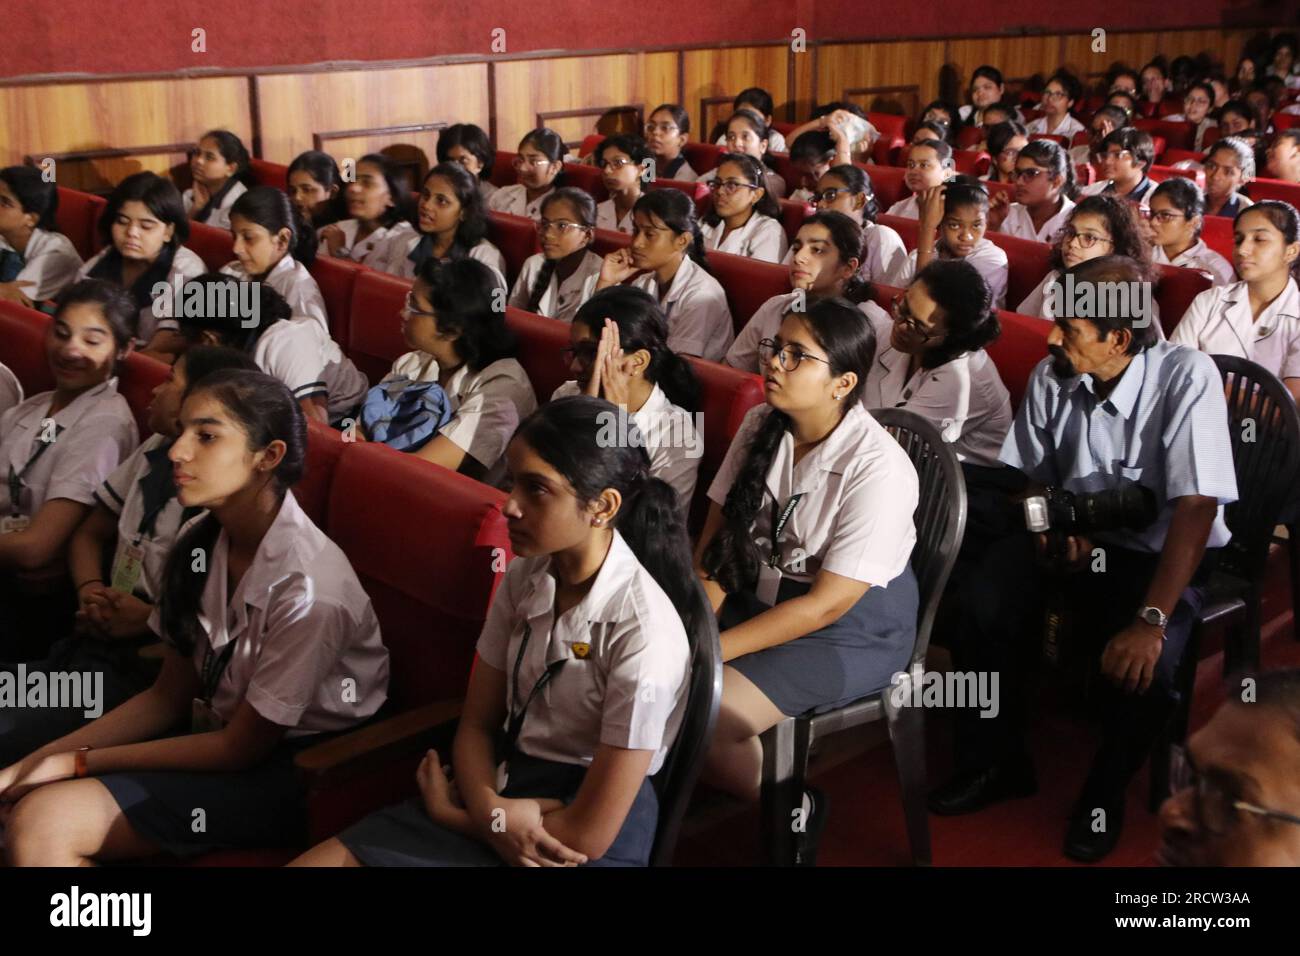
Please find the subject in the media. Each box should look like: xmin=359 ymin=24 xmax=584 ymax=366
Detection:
xmin=493 ymin=52 xmax=677 ymax=154
xmin=256 ymin=63 xmax=488 ymax=167
xmin=816 ymin=40 xmax=946 ymax=117
xmin=792 ymin=45 xmax=815 ymax=120
xmin=944 ymin=35 xmax=1062 ymax=101
xmin=681 ymin=46 xmax=791 ymax=141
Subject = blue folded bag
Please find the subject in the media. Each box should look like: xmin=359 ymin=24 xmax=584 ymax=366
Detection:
xmin=360 ymin=378 xmax=453 ymax=453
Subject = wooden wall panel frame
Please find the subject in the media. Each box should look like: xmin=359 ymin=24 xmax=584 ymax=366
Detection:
xmin=536 ymin=104 xmax=645 ymax=148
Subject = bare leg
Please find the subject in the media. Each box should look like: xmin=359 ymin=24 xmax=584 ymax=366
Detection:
xmin=7 ymin=779 xmax=161 ymax=866
xmin=701 ymin=665 xmax=787 ymax=802
xmin=287 ymin=836 xmax=363 ymax=867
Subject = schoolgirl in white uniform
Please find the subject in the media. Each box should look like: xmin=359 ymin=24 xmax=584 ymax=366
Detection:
xmin=594 ymin=189 xmax=733 ymax=361
xmin=1079 ymin=128 xmax=1157 ymax=212
xmin=799 ymin=165 xmax=907 ymax=286
xmin=889 ymin=182 xmax=1009 ymax=309
xmin=987 ymin=139 xmax=1077 ymax=245
xmin=552 ymin=286 xmax=702 ymax=509
xmin=1024 ymin=74 xmax=1087 ymax=140
xmin=0 ymin=370 xmax=390 ymax=864
xmin=700 ymin=154 xmax=788 ymax=263
xmin=286 ymin=150 xmax=347 ymax=230
xmin=78 ymin=172 xmax=206 ymax=353
xmin=694 ymin=298 xmax=919 ymax=863
xmin=886 ymin=141 xmax=956 ymax=219
xmin=730 ymin=211 xmax=890 ymax=372
xmin=0 ymin=166 xmax=82 ymax=306
xmin=0 ymin=363 xmax=21 ymax=418
xmin=1203 ymin=138 xmax=1256 ymax=219
xmin=381 ymin=163 xmax=506 ymax=290
xmin=182 ymin=130 xmax=251 ymax=231
xmin=1161 ymin=82 xmax=1219 ymax=152
xmin=0 ymin=280 xmax=139 ymax=663
xmin=700 ymin=110 xmax=787 ymax=199
xmin=594 ymin=135 xmax=649 ymax=235
xmin=379 ymin=258 xmax=537 ymax=486
xmin=219 ymin=186 xmax=329 ymax=330
xmin=317 ymin=153 xmax=415 ymax=269
xmin=437 ymin=123 xmax=501 ymax=204
xmin=644 ymin=105 xmax=699 ymax=183
xmin=1171 ymin=201 xmax=1300 ymax=400
xmin=487 ymin=128 xmax=567 ymax=222
xmin=959 ymin=66 xmax=1011 ymax=128
xmin=0 ymin=346 xmax=259 ymax=765
xmin=1146 ymin=178 xmax=1236 ymax=286
xmin=292 ymin=395 xmax=698 ymax=867
xmin=862 ymin=259 xmax=1012 ymax=466
xmin=713 ymin=88 xmax=789 ymax=152
xmin=509 ymin=188 xmax=604 ymax=324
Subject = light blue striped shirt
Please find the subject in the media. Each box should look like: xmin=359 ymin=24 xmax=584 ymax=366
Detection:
xmin=1000 ymin=341 xmax=1238 ymax=553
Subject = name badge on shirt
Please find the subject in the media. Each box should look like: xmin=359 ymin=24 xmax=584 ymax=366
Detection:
xmin=0 ymin=515 xmax=31 ymax=535
xmin=111 ymin=541 xmax=146 ymax=595
xmin=191 ymin=697 xmax=226 ymax=734
xmin=756 ymin=562 xmax=782 ymax=606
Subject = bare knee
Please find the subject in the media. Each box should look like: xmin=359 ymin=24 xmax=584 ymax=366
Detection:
xmin=287 ymin=837 xmax=362 ymax=867
xmin=8 ymin=788 xmax=76 ymax=866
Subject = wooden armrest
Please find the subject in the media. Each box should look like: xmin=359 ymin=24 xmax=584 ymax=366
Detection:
xmin=295 ymin=698 xmax=464 ymax=787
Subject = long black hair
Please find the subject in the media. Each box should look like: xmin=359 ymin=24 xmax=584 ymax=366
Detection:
xmin=704 ymin=152 xmax=781 ymax=225
xmin=1016 ymin=138 xmax=1078 ymax=201
xmin=1050 ymin=195 xmax=1150 ymax=271
xmin=412 ymin=162 xmax=489 ymax=266
xmin=287 ymin=150 xmax=347 ymax=227
xmin=702 ymin=298 xmax=875 ymax=594
xmin=159 ymin=369 xmax=306 ymax=655
xmin=355 ymin=153 xmax=414 ymax=228
xmin=525 ymin=188 xmax=596 ymax=314
xmin=437 ymin=123 xmax=496 ymax=182
xmin=88 ymin=171 xmax=189 ymax=312
xmin=173 ymin=272 xmax=292 ymax=351
xmin=793 ymin=210 xmax=872 ymax=304
xmin=230 ymin=185 xmax=316 ymax=268
xmin=513 ymin=395 xmax=710 ymax=640
xmin=822 ymin=164 xmax=879 ymax=221
xmin=0 ymin=165 xmax=59 ymax=231
xmin=415 ymin=257 xmax=518 ymax=371
xmin=633 ymin=188 xmax=711 ymax=274
xmin=911 ymin=259 xmax=1000 ymax=369
xmin=572 ymin=286 xmax=699 ymax=411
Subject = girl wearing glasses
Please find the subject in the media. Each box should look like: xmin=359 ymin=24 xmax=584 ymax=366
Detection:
xmin=1171 ymin=202 xmax=1300 ymax=402
xmin=712 ymin=88 xmax=788 ymax=152
xmin=293 ymin=396 xmax=698 ymax=868
xmin=987 ymin=139 xmax=1077 ymax=243
xmin=1080 ymin=128 xmax=1157 ymax=209
xmin=1161 ymin=81 xmax=1220 ymax=152
xmin=183 ymin=130 xmax=252 ymax=231
xmin=699 ymin=110 xmax=787 ymax=199
xmin=1025 ymin=72 xmax=1086 ymax=140
xmin=862 ymin=259 xmax=1011 ymax=467
xmin=644 ymin=105 xmax=698 ymax=183
xmin=436 ymin=123 xmax=499 ymax=203
xmin=695 ymin=299 xmax=919 ymax=862
xmin=1203 ymin=138 xmax=1256 ymax=219
xmin=886 ymin=140 xmax=955 ymax=219
xmin=980 ymin=121 xmax=1029 ymax=185
xmin=596 ymin=189 xmax=733 ymax=361
xmin=487 ymin=128 xmax=568 ymax=221
xmin=508 ymin=188 xmax=603 ymax=324
xmin=317 ymin=153 xmax=415 ymax=269
xmin=380 ymin=162 xmax=506 ymax=290
xmin=797 ymin=165 xmax=906 ymax=285
xmin=890 ymin=181 xmax=1009 ymax=308
xmin=553 ymin=286 xmax=701 ymax=508
xmin=594 ymin=136 xmax=650 ymax=235
xmin=1146 ymin=178 xmax=1235 ymax=285
xmin=699 ymin=154 xmax=788 ymax=263
xmin=729 ymin=211 xmax=889 ymax=372
xmin=286 ymin=150 xmax=347 ymax=230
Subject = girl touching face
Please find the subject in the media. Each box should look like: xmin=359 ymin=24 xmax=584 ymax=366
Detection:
xmin=628 ymin=208 xmax=688 ymax=273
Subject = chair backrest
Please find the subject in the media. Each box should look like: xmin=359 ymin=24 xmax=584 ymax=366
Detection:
xmin=54 ymin=188 xmax=108 ymax=259
xmin=650 ymin=178 xmax=710 ymax=210
xmin=345 ymin=269 xmax=412 ymax=384
xmin=307 ymin=254 xmax=364 ymax=346
xmin=1212 ymin=355 xmax=1300 ymax=584
xmin=1154 ymin=264 xmax=1212 ymax=338
xmin=683 ymin=142 xmax=723 ymax=175
xmin=868 ymin=408 xmax=967 ymax=663
xmin=861 ymin=164 xmax=907 ymax=211
xmin=707 ymin=251 xmax=791 ymax=332
xmin=1161 ymin=148 xmax=1207 ymax=167
xmin=1149 ymin=164 xmax=1204 ymax=189
xmin=294 ymin=421 xmax=346 ymax=531
xmin=249 ymin=159 xmax=289 ymax=190
xmin=682 ymin=356 xmax=765 ymax=534
xmin=952 ymin=150 xmax=991 ymax=177
xmin=488 ymin=151 xmax=518 ymax=188
xmin=777 ymin=198 xmax=812 ymax=244
xmin=1246 ymin=178 xmax=1300 ymax=206
xmin=504 ymin=306 xmax=572 ymax=401
xmin=558 ymin=162 xmax=608 ymax=203
xmin=1201 ymin=215 xmax=1235 ymax=263
xmin=591 ymin=227 xmax=631 ymax=258
xmin=984 ymin=309 xmax=1052 ymax=412
xmin=0 ymin=301 xmax=54 ymax=394
xmin=578 ymin=134 xmax=604 ymax=158
xmin=1030 ymin=133 xmax=1069 ymax=148
xmin=186 ymin=222 xmax=235 ymax=271
xmin=486 ymin=212 xmax=540 ymax=287
xmin=956 ymin=126 xmax=985 ymax=150
xmin=118 ymin=352 xmax=170 ymax=440
xmin=986 ymin=231 xmax=1053 ymax=309
xmin=1134 ymin=118 xmax=1194 ymax=152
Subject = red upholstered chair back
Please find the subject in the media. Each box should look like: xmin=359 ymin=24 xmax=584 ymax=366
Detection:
xmin=986 ymin=310 xmax=1052 ymax=412
xmin=486 ymin=212 xmax=540 ymax=286
xmin=682 ymin=356 xmax=764 ymax=533
xmin=1150 ymin=164 xmax=1204 ymax=189
xmin=118 ymin=353 xmax=170 ymax=441
xmin=778 ymin=198 xmax=813 ymax=244
xmin=986 ymin=232 xmax=1053 ymax=308
xmin=1247 ymin=178 xmax=1300 ymax=206
xmin=307 ymin=254 xmax=364 ymax=345
xmin=294 ymin=420 xmax=346 ymax=531
xmin=707 ymin=251 xmax=791 ymax=333
xmin=1134 ymin=119 xmax=1194 ymax=153
xmin=591 ymin=228 xmax=631 ymax=258
xmin=1154 ymin=264 xmax=1213 ymax=338
xmin=1201 ymin=215 xmax=1235 ymax=263
xmin=0 ymin=301 xmax=54 ymax=395
xmin=1160 ymin=148 xmax=1207 ymax=166
xmin=505 ymin=307 xmax=572 ymax=402
xmin=861 ymin=164 xmax=908 ymax=211
xmin=489 ymin=151 xmax=518 ymax=188
xmin=651 ymin=179 xmax=710 ymax=210
xmin=249 ymin=159 xmax=289 ymax=190
xmin=559 ymin=162 xmax=608 ymax=203
xmin=55 ymin=188 xmax=108 ymax=259
xmin=953 ymin=150 xmax=991 ymax=176
xmin=683 ymin=142 xmax=724 ymax=175
xmin=186 ymin=222 xmax=235 ymax=271
xmin=345 ymin=269 xmax=412 ymax=384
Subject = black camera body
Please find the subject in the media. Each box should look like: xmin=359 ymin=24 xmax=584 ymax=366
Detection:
xmin=1022 ymin=483 xmax=1159 ymax=559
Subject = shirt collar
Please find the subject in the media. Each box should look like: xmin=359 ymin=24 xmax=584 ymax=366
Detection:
xmin=661 ymin=255 xmax=698 ymax=305
xmin=1069 ymin=349 xmax=1146 ymax=418
xmin=215 ymin=492 xmax=310 ymax=632
xmin=765 ymin=402 xmax=870 ymax=499
xmin=515 ymin=529 xmax=641 ymax=635
xmin=631 ymin=382 xmax=670 ymax=427
xmin=1221 ymin=276 xmax=1300 ymax=327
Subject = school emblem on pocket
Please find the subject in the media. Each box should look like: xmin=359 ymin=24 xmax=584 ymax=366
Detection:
xmin=571 ymin=642 xmax=590 ymax=659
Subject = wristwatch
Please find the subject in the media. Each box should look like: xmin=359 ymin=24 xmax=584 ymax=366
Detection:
xmin=1137 ymin=605 xmax=1169 ymax=634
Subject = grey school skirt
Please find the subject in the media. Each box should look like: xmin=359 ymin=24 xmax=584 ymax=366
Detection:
xmin=339 ymin=753 xmax=659 ymax=867
xmin=724 ymin=569 xmax=918 ymax=717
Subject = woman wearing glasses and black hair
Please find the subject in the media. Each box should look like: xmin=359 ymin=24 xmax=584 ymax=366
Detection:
xmin=487 ymin=128 xmax=567 ymax=221
xmin=1161 ymin=81 xmax=1220 ymax=152
xmin=1146 ymin=178 xmax=1235 ymax=286
xmin=1025 ymin=72 xmax=1086 ymax=140
xmin=508 ymin=189 xmax=603 ymax=324
xmin=987 ymin=139 xmax=1077 ymax=243
xmin=1079 ymin=128 xmax=1157 ymax=209
xmin=700 ymin=110 xmax=787 ymax=199
xmin=793 ymin=165 xmax=907 ymax=286
xmin=862 ymin=259 xmax=1011 ymax=467
xmin=644 ymin=105 xmax=698 ymax=183
xmin=693 ymin=298 xmax=919 ymax=863
xmin=699 ymin=153 xmax=788 ymax=263
xmin=980 ymin=121 xmax=1029 ymax=185
xmin=593 ymin=136 xmax=650 ymax=235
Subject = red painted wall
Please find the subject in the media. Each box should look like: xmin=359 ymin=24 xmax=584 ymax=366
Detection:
xmin=4 ymin=0 xmax=1294 ymax=80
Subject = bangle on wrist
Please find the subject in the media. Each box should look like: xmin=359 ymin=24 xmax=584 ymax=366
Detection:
xmin=76 ymin=578 xmax=103 ymax=593
xmin=74 ymin=745 xmax=92 ymax=779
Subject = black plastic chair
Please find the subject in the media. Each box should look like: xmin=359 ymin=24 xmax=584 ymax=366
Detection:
xmin=1149 ymin=355 xmax=1300 ymax=810
xmin=650 ymin=585 xmax=723 ymax=865
xmin=758 ymin=408 xmax=967 ymax=866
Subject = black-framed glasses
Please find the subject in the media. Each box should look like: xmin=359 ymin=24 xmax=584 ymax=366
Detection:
xmin=596 ymin=157 xmax=637 ymax=171
xmin=711 ymin=179 xmax=760 ymax=195
xmin=757 ymin=337 xmax=831 ymax=371
xmin=891 ymin=294 xmax=938 ymax=341
xmin=1061 ymin=226 xmax=1113 ymax=250
xmin=403 ymin=291 xmax=437 ymax=318
xmin=1170 ymin=745 xmax=1300 ymax=836
xmin=644 ymin=121 xmax=680 ymax=135
xmin=1148 ymin=209 xmax=1188 ymax=225
xmin=813 ymin=187 xmax=855 ymax=204
xmin=1012 ymin=167 xmax=1047 ymax=183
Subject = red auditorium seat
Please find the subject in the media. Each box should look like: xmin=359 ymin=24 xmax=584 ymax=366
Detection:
xmin=186 ymin=222 xmax=235 ymax=271
xmin=118 ymin=353 xmax=170 ymax=440
xmin=294 ymin=420 xmax=345 ymax=530
xmin=345 ymin=269 xmax=412 ymax=383
xmin=1154 ymin=264 xmax=1212 ymax=338
xmin=878 ymin=213 xmax=919 ymax=249
xmin=1201 ymin=215 xmax=1235 ymax=262
xmin=683 ymin=142 xmax=723 ymax=175
xmin=578 ymin=134 xmax=604 ymax=157
xmin=989 ymin=232 xmax=1053 ymax=310
xmin=1272 ymin=113 xmax=1300 ymax=132
xmin=708 ymin=251 xmax=791 ymax=332
xmin=769 ymin=153 xmax=799 ymax=194
xmin=1160 ymin=148 xmax=1206 ymax=167
xmin=1149 ymin=164 xmax=1204 ymax=189
xmin=504 ymin=306 xmax=572 ymax=401
xmin=778 ymin=198 xmax=812 ymax=244
xmin=771 ymin=120 xmax=797 ymax=138
xmin=953 ymin=150 xmax=992 ymax=177
xmin=489 ymin=150 xmax=517 ymax=188
xmin=249 ymin=159 xmax=289 ymax=190
xmin=1134 ymin=119 xmax=1193 ymax=153
xmin=0 ymin=301 xmax=54 ymax=394
xmin=985 ymin=180 xmax=1015 ymax=202
xmin=861 ymin=164 xmax=908 ymax=211
xmin=486 ymin=212 xmax=539 ymax=286
xmin=956 ymin=126 xmax=986 ymax=150
xmin=307 ymin=254 xmax=364 ymax=347
xmin=559 ymin=162 xmax=608 ymax=203
xmin=590 ymin=227 xmax=630 ymax=259
xmin=681 ymin=356 xmax=764 ymax=532
xmin=55 ymin=188 xmax=108 ymax=259
xmin=1246 ymin=178 xmax=1300 ymax=206
xmin=651 ymin=178 xmax=710 ymax=209
xmin=986 ymin=310 xmax=1052 ymax=411
xmin=867 ymin=113 xmax=908 ymax=166
xmin=1201 ymin=126 xmax=1222 ymax=149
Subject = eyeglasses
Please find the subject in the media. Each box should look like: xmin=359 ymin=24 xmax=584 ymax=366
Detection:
xmin=1061 ymin=227 xmax=1113 ymax=249
xmin=1169 ymin=745 xmax=1300 ymax=836
xmin=597 ymin=157 xmax=637 ymax=171
xmin=1094 ymin=148 xmax=1135 ymax=162
xmin=813 ymin=187 xmax=857 ymax=203
xmin=1148 ymin=209 xmax=1188 ymax=224
xmin=513 ymin=155 xmax=553 ymax=169
xmin=1042 ymin=89 xmax=1070 ymax=100
xmin=535 ymin=219 xmax=590 ymax=236
xmin=998 ymin=147 xmax=1022 ymax=159
xmin=757 ymin=337 xmax=832 ymax=371
xmin=711 ymin=179 xmax=760 ymax=195
xmin=891 ymin=294 xmax=938 ymax=341
xmin=1185 ymin=96 xmax=1212 ymax=107
xmin=1202 ymin=161 xmax=1243 ymax=176
xmin=1012 ymin=167 xmax=1047 ymax=182
xmin=644 ymin=122 xmax=680 ymax=135
xmin=403 ymin=291 xmax=437 ymax=318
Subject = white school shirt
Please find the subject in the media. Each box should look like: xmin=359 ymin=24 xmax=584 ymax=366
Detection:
xmin=1170 ymin=278 xmax=1300 ymax=382
xmin=629 ymin=255 xmax=735 ymax=361
xmin=778 ymin=221 xmax=909 ymax=287
xmin=182 ymin=180 xmax=248 ymax=231
xmin=0 ymin=378 xmax=137 ymax=518
xmin=725 ymin=291 xmax=889 ymax=373
xmin=161 ymin=493 xmax=389 ymax=736
xmin=0 ymin=363 xmax=22 ymax=419
xmin=889 ymin=239 xmax=1009 ymax=309
xmin=476 ymin=528 xmax=690 ymax=773
xmin=660 ymin=156 xmax=699 ymax=183
xmin=318 ymin=219 xmax=416 ymax=270
xmin=78 ymin=245 xmax=208 ymax=344
xmin=486 ymin=184 xmax=555 ymax=221
xmin=700 ymin=212 xmax=788 ymax=263
xmin=1000 ymin=198 xmax=1076 ymax=244
xmin=479 ymin=180 xmax=499 ymax=203
xmin=253 ymin=318 xmax=370 ymax=423
xmin=382 ymin=233 xmax=508 ymax=290
xmin=220 ymin=255 xmax=329 ymax=332
xmin=1026 ymin=114 xmax=1086 ymax=139
xmin=0 ymin=229 xmax=82 ymax=302
xmin=1080 ymin=176 xmax=1155 ymax=212
xmin=698 ymin=166 xmax=788 ymax=200
xmin=1152 ymin=240 xmax=1235 ymax=286
xmin=885 ymin=195 xmax=920 ymax=219
xmin=93 ymin=433 xmax=192 ymax=603
xmin=508 ymin=250 xmax=604 ymax=323
xmin=1015 ymin=268 xmax=1166 ymax=337
xmin=552 ymin=380 xmax=701 ymax=508
xmin=382 ymin=350 xmax=537 ymax=486
xmin=860 ymin=313 xmax=1012 ymax=467
xmin=708 ymin=402 xmax=918 ymax=599
xmin=596 ymin=198 xmax=637 ymax=234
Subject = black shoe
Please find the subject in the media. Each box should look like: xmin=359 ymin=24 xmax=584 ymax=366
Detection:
xmin=927 ymin=760 xmax=1037 ymax=816
xmin=1063 ymin=794 xmax=1125 ymax=863
xmin=794 ymin=786 xmax=830 ymax=866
